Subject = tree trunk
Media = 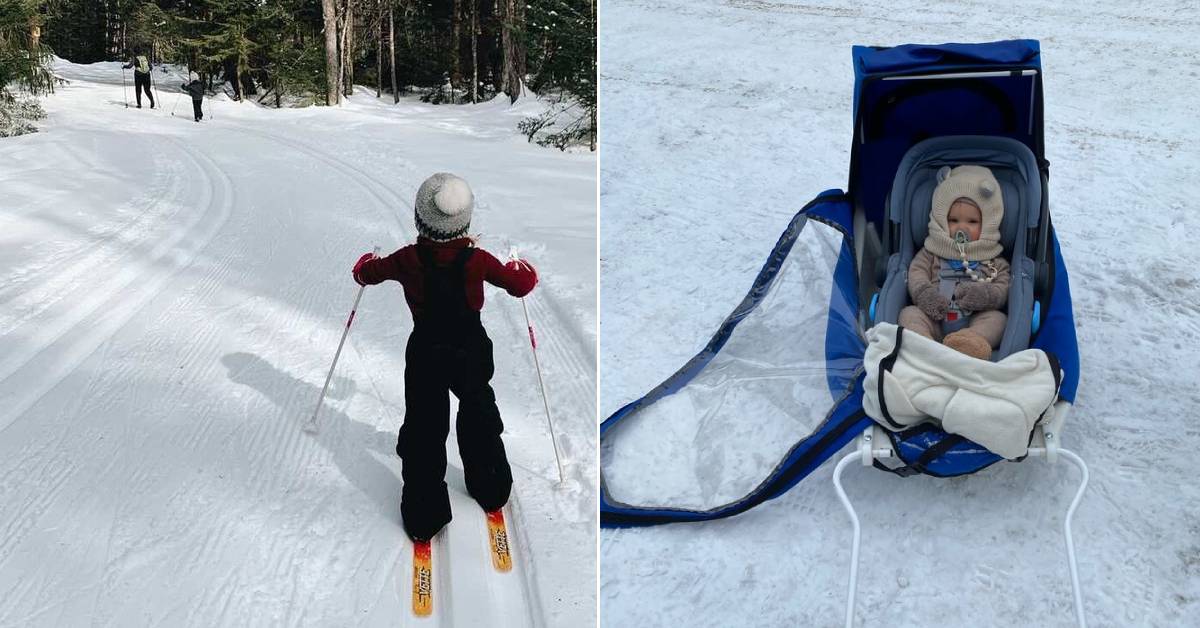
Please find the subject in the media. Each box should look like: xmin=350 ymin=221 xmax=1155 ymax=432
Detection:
xmin=322 ymin=0 xmax=339 ymax=105
xmin=499 ymin=0 xmax=525 ymax=103
xmin=470 ymin=1 xmax=478 ymax=103
xmin=590 ymin=0 xmax=596 ymax=150
xmin=343 ymin=3 xmax=355 ymax=97
xmin=389 ymin=3 xmax=398 ymax=103
xmin=30 ymin=17 xmax=41 ymax=50
xmin=376 ymin=4 xmax=382 ymax=98
xmin=335 ymin=3 xmax=345 ymax=98
xmin=451 ymin=0 xmax=462 ymax=99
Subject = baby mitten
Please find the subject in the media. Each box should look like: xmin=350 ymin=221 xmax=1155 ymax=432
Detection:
xmin=912 ymin=282 xmax=949 ymax=321
xmin=954 ymin=281 xmax=1003 ymax=311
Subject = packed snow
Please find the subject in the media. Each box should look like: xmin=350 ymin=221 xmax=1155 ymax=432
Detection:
xmin=600 ymin=1 xmax=1200 ymax=627
xmin=0 ymin=58 xmax=596 ymax=627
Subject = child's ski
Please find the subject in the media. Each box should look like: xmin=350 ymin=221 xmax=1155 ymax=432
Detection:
xmin=412 ymin=540 xmax=433 ymax=616
xmin=486 ymin=510 xmax=512 ymax=572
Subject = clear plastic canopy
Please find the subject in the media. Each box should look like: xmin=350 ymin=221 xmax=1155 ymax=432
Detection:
xmin=602 ymin=218 xmax=858 ymax=510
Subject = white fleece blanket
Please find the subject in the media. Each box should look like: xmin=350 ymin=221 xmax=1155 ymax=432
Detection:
xmin=862 ymin=323 xmax=1060 ymax=459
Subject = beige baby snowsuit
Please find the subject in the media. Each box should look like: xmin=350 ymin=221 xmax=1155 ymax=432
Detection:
xmin=898 ymin=165 xmax=1011 ymax=360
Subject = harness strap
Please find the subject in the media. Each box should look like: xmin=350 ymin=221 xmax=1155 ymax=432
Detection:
xmin=415 ymin=246 xmax=476 ymax=327
xmin=873 ymin=432 xmax=967 ymax=478
xmin=939 ymin=263 xmax=973 ymax=334
xmin=876 ymin=325 xmax=908 ymax=430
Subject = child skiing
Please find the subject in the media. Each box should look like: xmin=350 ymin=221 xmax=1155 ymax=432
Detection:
xmin=122 ymin=48 xmax=155 ymax=109
xmin=351 ymin=173 xmax=538 ymax=542
xmin=181 ymin=74 xmax=205 ymax=122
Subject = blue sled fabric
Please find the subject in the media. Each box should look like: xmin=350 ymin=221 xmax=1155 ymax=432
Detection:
xmin=850 ymin=40 xmax=1045 ymax=226
xmin=852 ymin=40 xmax=1040 ymax=75
xmin=600 ymin=191 xmax=874 ymax=528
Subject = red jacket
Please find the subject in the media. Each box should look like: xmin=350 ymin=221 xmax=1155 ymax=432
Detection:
xmin=354 ymin=238 xmax=537 ymax=318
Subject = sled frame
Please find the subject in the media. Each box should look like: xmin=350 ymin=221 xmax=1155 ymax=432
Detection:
xmin=832 ymin=400 xmax=1088 ymax=628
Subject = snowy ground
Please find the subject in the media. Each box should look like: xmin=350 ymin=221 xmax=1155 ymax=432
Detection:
xmin=0 ymin=59 xmax=596 ymax=627
xmin=600 ymin=1 xmax=1199 ymax=627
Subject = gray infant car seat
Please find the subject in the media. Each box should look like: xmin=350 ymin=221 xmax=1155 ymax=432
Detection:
xmin=870 ymin=135 xmax=1044 ymax=360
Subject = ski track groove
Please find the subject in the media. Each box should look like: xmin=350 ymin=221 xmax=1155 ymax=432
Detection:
xmin=493 ymin=290 xmax=595 ymax=485
xmin=225 ymin=126 xmax=422 ymax=505
xmin=1 ymin=134 xmax=233 ymax=626
xmin=230 ymin=126 xmax=412 ymax=244
xmin=0 ymin=135 xmax=209 ymax=391
xmin=0 ymin=577 xmax=40 ymax=628
xmin=0 ymin=134 xmax=234 ymax=434
xmin=0 ymin=450 xmax=73 ymax=568
xmin=165 ymin=256 xmax=244 ymax=455
xmin=0 ymin=135 xmax=177 ymax=322
xmin=506 ymin=494 xmax=548 ymax=628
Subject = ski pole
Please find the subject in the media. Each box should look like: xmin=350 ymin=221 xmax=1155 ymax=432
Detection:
xmin=171 ymin=88 xmax=183 ymax=116
xmin=151 ymin=68 xmax=161 ymax=110
xmin=520 ymin=294 xmax=565 ymax=485
xmin=304 ymin=245 xmax=380 ymax=434
xmin=121 ymin=67 xmax=129 ymax=108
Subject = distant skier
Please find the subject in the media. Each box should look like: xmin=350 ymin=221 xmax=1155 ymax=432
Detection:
xmin=351 ymin=173 xmax=538 ymax=542
xmin=181 ymin=74 xmax=205 ymax=122
xmin=122 ymin=48 xmax=155 ymax=109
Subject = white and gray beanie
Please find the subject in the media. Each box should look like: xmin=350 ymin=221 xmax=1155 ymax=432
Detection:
xmin=925 ymin=164 xmax=1005 ymax=261
xmin=414 ymin=173 xmax=474 ymax=241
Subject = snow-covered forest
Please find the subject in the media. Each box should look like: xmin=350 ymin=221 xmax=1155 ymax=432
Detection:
xmin=5 ymin=0 xmax=595 ymax=147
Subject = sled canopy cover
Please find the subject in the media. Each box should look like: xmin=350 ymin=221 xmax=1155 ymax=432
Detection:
xmin=851 ymin=40 xmax=1044 ymax=224
xmin=601 ymin=40 xmax=1074 ymax=528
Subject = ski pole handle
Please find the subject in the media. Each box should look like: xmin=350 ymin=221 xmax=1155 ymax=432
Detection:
xmin=305 ymin=245 xmax=380 ymax=433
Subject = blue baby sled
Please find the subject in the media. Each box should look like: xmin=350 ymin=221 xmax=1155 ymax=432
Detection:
xmin=600 ymin=40 xmax=1090 ymax=627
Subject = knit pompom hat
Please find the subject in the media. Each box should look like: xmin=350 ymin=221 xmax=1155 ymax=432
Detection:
xmin=925 ymin=165 xmax=1004 ymax=261
xmin=414 ymin=173 xmax=474 ymax=241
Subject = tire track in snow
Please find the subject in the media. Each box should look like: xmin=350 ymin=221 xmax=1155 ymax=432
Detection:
xmin=0 ymin=135 xmax=234 ymax=434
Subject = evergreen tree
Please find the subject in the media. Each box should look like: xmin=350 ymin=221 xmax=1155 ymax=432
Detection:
xmin=19 ymin=0 xmax=596 ymax=147
xmin=518 ymin=0 xmax=596 ymax=150
xmin=0 ymin=0 xmax=56 ymax=136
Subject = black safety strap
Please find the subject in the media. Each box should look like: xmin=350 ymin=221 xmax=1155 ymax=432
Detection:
xmin=1029 ymin=350 xmax=1062 ymax=426
xmin=876 ymin=325 xmax=908 ymax=429
xmin=873 ymin=432 xmax=967 ymax=478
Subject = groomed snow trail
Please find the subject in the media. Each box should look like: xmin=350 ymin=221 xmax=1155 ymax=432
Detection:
xmin=0 ymin=59 xmax=595 ymax=627
xmin=601 ymin=1 xmax=1200 ymax=627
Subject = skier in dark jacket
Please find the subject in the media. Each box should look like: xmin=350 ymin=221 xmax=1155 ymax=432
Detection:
xmin=181 ymin=74 xmax=205 ymax=122
xmin=122 ymin=49 xmax=155 ymax=109
xmin=352 ymin=173 xmax=538 ymax=542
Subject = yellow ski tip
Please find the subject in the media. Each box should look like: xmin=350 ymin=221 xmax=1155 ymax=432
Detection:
xmin=486 ymin=510 xmax=513 ymax=573
xmin=412 ymin=540 xmax=433 ymax=616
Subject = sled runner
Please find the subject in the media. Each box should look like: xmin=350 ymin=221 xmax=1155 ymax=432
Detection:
xmin=600 ymin=40 xmax=1088 ymax=628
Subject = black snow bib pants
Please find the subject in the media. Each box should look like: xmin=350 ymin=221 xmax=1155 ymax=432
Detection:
xmin=398 ymin=246 xmax=513 ymax=541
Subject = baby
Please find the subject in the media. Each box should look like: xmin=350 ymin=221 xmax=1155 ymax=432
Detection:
xmin=898 ymin=165 xmax=1010 ymax=360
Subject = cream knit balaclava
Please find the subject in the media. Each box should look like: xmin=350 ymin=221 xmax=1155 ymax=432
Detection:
xmin=924 ymin=165 xmax=1004 ymax=261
